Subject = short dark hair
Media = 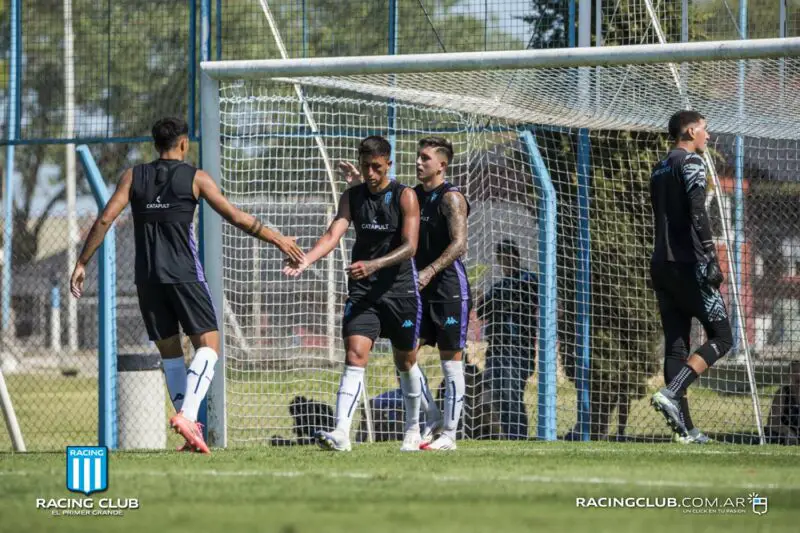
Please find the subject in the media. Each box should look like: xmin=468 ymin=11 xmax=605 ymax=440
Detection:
xmin=495 ymin=238 xmax=520 ymax=259
xmin=152 ymin=117 xmax=189 ymax=153
xmin=418 ymin=136 xmax=454 ymax=163
xmin=358 ymin=135 xmax=392 ymax=159
xmin=668 ymin=110 xmax=705 ymax=141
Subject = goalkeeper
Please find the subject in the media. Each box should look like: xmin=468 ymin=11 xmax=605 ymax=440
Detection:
xmin=70 ymin=117 xmax=304 ymax=454
xmin=649 ymin=110 xmax=733 ymax=444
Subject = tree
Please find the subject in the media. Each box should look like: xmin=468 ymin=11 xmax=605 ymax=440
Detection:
xmin=0 ymin=0 xmax=198 ymax=265
xmin=520 ymin=0 xmax=568 ymax=49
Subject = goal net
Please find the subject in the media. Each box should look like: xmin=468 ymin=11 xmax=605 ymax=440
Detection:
xmin=201 ymin=38 xmax=800 ymax=445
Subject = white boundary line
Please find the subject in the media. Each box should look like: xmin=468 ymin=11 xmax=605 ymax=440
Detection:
xmin=1 ymin=469 xmax=797 ymax=491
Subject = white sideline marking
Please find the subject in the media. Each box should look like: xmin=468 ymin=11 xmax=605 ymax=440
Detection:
xmin=464 ymin=446 xmax=795 ymax=457
xmin=2 ymin=469 xmax=796 ymax=491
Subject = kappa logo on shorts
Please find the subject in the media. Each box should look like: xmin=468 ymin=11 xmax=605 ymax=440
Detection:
xmin=402 ymin=319 xmax=414 ymax=328
xmin=344 ymin=301 xmax=353 ymax=317
xmin=444 ymin=316 xmax=459 ymax=327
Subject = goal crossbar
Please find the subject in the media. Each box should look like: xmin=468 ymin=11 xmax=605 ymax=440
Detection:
xmin=201 ymin=37 xmax=800 ymax=80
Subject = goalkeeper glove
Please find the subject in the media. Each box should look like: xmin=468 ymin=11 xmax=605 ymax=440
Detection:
xmin=704 ymin=251 xmax=724 ymax=289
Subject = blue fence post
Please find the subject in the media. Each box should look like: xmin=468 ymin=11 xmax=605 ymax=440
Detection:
xmin=732 ymin=1 xmax=748 ymax=354
xmin=575 ymin=130 xmax=592 ymax=441
xmin=3 ymin=0 xmax=21 ymax=338
xmin=197 ymin=0 xmax=213 ymax=435
xmin=216 ymin=0 xmax=222 ymax=60
xmin=573 ymin=0 xmax=593 ymax=442
xmin=387 ymin=0 xmax=398 ymax=180
xmin=76 ymin=145 xmax=118 ymax=449
xmin=520 ymin=130 xmax=557 ymax=441
xmin=189 ymin=0 xmax=197 ymax=139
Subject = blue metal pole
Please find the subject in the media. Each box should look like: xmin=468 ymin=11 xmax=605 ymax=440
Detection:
xmin=197 ymin=0 xmax=212 ymax=434
xmin=3 ymin=0 xmax=21 ymax=336
xmin=732 ymin=0 xmax=747 ymax=353
xmin=216 ymin=0 xmax=222 ymax=60
xmin=575 ymin=0 xmax=593 ymax=441
xmin=568 ymin=0 xmax=576 ymax=48
xmin=76 ymin=145 xmax=118 ymax=449
xmin=387 ymin=0 xmax=398 ymax=180
xmin=302 ymin=0 xmax=308 ymax=58
xmin=520 ymin=130 xmax=558 ymax=441
xmin=575 ymin=130 xmax=591 ymax=441
xmin=14 ymin=0 xmax=21 ymax=136
xmin=189 ymin=0 xmax=197 ymax=138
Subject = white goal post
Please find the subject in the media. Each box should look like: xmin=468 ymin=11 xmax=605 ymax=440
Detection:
xmin=200 ymin=37 xmax=800 ymax=447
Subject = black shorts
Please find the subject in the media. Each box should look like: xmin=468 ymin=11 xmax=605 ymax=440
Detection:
xmin=136 ymin=282 xmax=218 ymax=341
xmin=650 ymin=261 xmax=729 ymax=329
xmin=419 ymin=298 xmax=472 ymax=351
xmin=342 ymin=296 xmax=421 ymax=351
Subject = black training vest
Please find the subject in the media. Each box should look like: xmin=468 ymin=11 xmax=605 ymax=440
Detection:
xmin=348 ymin=181 xmax=416 ymax=301
xmin=414 ymin=182 xmax=471 ymax=302
xmin=130 ymin=159 xmax=203 ymax=284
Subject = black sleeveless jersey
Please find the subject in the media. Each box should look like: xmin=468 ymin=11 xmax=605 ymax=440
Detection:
xmin=348 ymin=181 xmax=416 ymax=301
xmin=414 ymin=182 xmax=471 ymax=302
xmin=130 ymin=159 xmax=203 ymax=284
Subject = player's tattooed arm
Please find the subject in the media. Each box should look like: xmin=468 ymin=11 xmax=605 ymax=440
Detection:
xmin=419 ymin=191 xmax=468 ymax=290
xmin=349 ymin=188 xmax=419 ymax=280
xmin=194 ymin=170 xmax=304 ymax=264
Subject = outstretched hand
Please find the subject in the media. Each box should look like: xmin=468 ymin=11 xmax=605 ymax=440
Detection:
xmin=283 ymin=258 xmax=309 ymax=278
xmin=70 ymin=263 xmax=86 ymax=299
xmin=338 ymin=161 xmax=361 ymax=186
xmin=275 ymin=236 xmax=305 ymax=264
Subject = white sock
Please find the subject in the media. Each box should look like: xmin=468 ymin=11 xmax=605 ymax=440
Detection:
xmin=441 ymin=359 xmax=465 ymax=439
xmin=181 ymin=347 xmax=218 ymax=422
xmin=335 ymin=365 xmax=365 ymax=435
xmin=419 ymin=368 xmax=441 ymax=425
xmin=399 ymin=363 xmax=423 ymax=432
xmin=162 ymin=357 xmax=187 ymax=412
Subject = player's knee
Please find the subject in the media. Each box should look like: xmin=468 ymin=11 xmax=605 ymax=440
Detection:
xmin=345 ymin=349 xmax=368 ymax=367
xmin=392 ymin=349 xmax=417 ymax=371
xmin=155 ymin=335 xmax=183 ymax=357
xmin=190 ymin=330 xmax=220 ymax=353
xmin=699 ymin=320 xmax=733 ymax=366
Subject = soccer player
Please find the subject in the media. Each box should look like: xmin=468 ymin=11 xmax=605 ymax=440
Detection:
xmin=412 ymin=137 xmax=470 ymax=451
xmin=283 ymin=135 xmax=423 ymax=452
xmin=69 ymin=117 xmax=304 ymax=454
xmin=649 ymin=110 xmax=733 ymax=443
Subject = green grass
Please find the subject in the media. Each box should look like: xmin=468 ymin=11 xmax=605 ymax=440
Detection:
xmin=1 ymin=442 xmax=798 ymax=532
xmin=0 ymin=350 xmax=779 ymax=451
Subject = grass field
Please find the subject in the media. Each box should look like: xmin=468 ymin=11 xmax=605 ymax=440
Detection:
xmin=1 ymin=346 xmax=778 ymax=451
xmin=1 ymin=442 xmax=798 ymax=533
